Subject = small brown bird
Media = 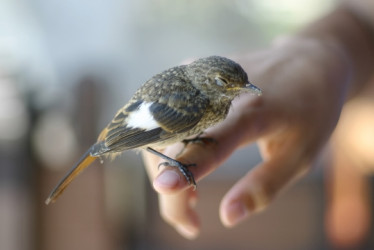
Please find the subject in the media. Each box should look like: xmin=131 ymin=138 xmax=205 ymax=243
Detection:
xmin=45 ymin=56 xmax=262 ymax=205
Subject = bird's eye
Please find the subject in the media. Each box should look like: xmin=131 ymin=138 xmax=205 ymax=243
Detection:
xmin=215 ymin=77 xmax=228 ymax=87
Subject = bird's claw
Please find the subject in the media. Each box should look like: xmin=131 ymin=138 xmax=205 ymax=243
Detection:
xmin=182 ymin=136 xmax=217 ymax=146
xmin=146 ymin=147 xmax=197 ymax=189
xmin=158 ymin=160 xmax=197 ymax=189
xmin=176 ymin=135 xmax=217 ymax=158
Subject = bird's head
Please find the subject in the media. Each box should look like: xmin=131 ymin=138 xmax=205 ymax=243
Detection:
xmin=186 ymin=56 xmax=262 ymax=99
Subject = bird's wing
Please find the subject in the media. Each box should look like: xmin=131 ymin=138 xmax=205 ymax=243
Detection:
xmin=96 ymin=91 xmax=208 ymax=153
xmin=149 ymin=92 xmax=208 ymax=133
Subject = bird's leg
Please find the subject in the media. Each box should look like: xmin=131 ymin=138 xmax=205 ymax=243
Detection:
xmin=175 ymin=132 xmax=217 ymax=157
xmin=146 ymin=147 xmax=197 ymax=189
xmin=182 ymin=133 xmax=217 ymax=146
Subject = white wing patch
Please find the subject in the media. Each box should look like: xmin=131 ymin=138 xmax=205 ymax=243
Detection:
xmin=126 ymin=102 xmax=160 ymax=130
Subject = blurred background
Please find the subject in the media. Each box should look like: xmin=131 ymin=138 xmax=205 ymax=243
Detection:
xmin=1 ymin=0 xmax=373 ymax=249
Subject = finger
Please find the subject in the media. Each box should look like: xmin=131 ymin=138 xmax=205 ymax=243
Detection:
xmin=143 ymin=143 xmax=189 ymax=193
xmin=158 ymin=187 xmax=200 ymax=240
xmin=143 ymin=143 xmax=200 ymax=239
xmin=143 ymin=148 xmax=190 ymax=193
xmin=152 ymin=128 xmax=242 ymax=193
xmin=153 ymin=95 xmax=266 ymax=193
xmin=325 ymin=145 xmax=371 ymax=247
xmin=219 ymin=153 xmax=308 ymax=227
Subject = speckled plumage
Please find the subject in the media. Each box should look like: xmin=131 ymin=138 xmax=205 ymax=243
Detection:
xmin=45 ymin=56 xmax=262 ymax=204
xmin=94 ymin=56 xmax=261 ymax=154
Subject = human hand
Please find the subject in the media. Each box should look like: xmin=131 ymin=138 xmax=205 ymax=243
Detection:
xmin=325 ymin=94 xmax=374 ymax=247
xmin=143 ymin=38 xmax=350 ymax=239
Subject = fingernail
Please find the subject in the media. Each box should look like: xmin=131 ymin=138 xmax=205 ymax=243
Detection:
xmin=176 ymin=224 xmax=199 ymax=240
xmin=154 ymin=170 xmax=181 ymax=189
xmin=223 ymin=201 xmax=248 ymax=227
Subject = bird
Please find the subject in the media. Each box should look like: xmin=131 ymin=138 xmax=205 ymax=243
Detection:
xmin=45 ymin=56 xmax=262 ymax=205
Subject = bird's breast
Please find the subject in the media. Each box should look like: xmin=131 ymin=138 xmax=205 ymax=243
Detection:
xmin=187 ymin=101 xmax=231 ymax=134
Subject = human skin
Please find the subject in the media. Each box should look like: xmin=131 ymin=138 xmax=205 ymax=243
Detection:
xmin=143 ymin=5 xmax=374 ymax=239
xmin=326 ymin=88 xmax=374 ymax=247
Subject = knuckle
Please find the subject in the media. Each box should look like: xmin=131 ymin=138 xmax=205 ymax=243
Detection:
xmin=249 ymin=181 xmax=277 ymax=212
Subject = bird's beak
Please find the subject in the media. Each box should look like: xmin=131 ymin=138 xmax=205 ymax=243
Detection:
xmin=245 ymin=82 xmax=262 ymax=96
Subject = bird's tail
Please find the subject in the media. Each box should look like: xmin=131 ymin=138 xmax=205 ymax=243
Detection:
xmin=45 ymin=146 xmax=97 ymax=205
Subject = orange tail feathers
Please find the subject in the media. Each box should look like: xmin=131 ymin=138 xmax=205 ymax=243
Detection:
xmin=45 ymin=148 xmax=97 ymax=205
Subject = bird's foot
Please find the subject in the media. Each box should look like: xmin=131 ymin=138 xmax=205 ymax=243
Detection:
xmin=182 ymin=136 xmax=217 ymax=146
xmin=176 ymin=134 xmax=217 ymax=158
xmin=158 ymin=160 xmax=196 ymax=189
xmin=146 ymin=147 xmax=197 ymax=189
